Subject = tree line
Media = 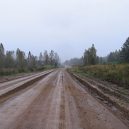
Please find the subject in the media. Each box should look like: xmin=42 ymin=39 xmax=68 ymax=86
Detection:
xmin=98 ymin=37 xmax=129 ymax=64
xmin=64 ymin=37 xmax=129 ymax=66
xmin=0 ymin=43 xmax=60 ymax=74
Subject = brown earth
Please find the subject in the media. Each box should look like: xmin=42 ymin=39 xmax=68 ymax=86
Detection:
xmin=0 ymin=69 xmax=128 ymax=129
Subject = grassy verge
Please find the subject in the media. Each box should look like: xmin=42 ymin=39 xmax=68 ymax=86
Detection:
xmin=0 ymin=65 xmax=55 ymax=77
xmin=69 ymin=64 xmax=129 ymax=89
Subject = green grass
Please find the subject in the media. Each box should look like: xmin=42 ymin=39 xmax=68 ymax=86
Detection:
xmin=70 ymin=64 xmax=129 ymax=89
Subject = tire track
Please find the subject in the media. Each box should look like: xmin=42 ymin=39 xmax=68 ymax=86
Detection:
xmin=0 ymin=69 xmax=128 ymax=129
xmin=0 ymin=71 xmax=58 ymax=129
xmin=0 ymin=70 xmax=53 ymax=104
xmin=45 ymin=71 xmax=62 ymax=129
xmin=59 ymin=74 xmax=66 ymax=129
xmin=65 ymin=71 xmax=128 ymax=129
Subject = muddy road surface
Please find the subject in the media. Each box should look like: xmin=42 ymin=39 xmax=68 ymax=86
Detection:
xmin=0 ymin=69 xmax=128 ymax=129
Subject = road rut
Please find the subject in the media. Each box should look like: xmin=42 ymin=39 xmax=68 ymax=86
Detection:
xmin=0 ymin=69 xmax=128 ymax=129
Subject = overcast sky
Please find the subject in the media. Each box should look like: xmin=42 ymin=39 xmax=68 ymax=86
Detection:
xmin=0 ymin=0 xmax=129 ymax=61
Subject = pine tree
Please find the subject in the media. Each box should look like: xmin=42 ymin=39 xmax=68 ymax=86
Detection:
xmin=0 ymin=43 xmax=5 ymax=68
xmin=121 ymin=37 xmax=129 ymax=62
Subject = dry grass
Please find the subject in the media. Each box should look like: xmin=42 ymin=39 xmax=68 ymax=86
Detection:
xmin=70 ymin=64 xmax=129 ymax=89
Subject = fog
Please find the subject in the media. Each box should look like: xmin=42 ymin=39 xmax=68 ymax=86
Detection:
xmin=0 ymin=0 xmax=129 ymax=61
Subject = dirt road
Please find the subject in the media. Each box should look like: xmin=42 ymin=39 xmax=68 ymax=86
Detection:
xmin=0 ymin=69 xmax=128 ymax=129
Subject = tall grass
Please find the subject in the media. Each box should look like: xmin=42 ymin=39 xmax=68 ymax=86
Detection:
xmin=70 ymin=64 xmax=129 ymax=89
xmin=0 ymin=65 xmax=55 ymax=76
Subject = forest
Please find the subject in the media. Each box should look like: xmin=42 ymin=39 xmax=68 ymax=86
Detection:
xmin=0 ymin=43 xmax=60 ymax=75
xmin=64 ymin=37 xmax=129 ymax=66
